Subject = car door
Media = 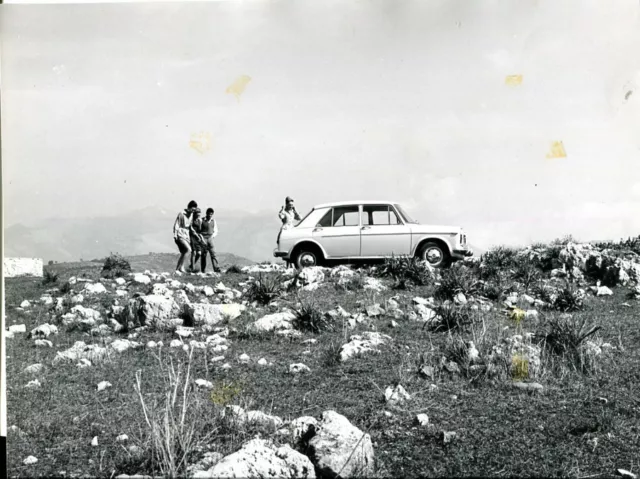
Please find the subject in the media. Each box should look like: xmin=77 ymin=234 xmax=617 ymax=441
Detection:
xmin=360 ymin=204 xmax=412 ymax=257
xmin=311 ymin=205 xmax=361 ymax=258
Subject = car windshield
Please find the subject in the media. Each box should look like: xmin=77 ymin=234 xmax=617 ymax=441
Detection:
xmin=295 ymin=208 xmax=313 ymax=226
xmin=394 ymin=204 xmax=418 ymax=224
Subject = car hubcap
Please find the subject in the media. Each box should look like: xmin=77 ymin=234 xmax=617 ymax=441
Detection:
xmin=300 ymin=253 xmax=316 ymax=267
xmin=425 ymin=248 xmax=443 ymax=265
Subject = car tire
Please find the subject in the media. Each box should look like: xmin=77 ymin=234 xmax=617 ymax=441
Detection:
xmin=294 ymin=248 xmax=319 ymax=270
xmin=417 ymin=241 xmax=451 ymax=268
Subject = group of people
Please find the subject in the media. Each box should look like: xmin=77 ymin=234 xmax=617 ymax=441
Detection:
xmin=173 ymin=196 xmax=302 ymax=275
xmin=173 ymin=200 xmax=220 ymax=275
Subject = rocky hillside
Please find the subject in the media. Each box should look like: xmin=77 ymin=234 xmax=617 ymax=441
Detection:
xmin=5 ymin=238 xmax=640 ymax=478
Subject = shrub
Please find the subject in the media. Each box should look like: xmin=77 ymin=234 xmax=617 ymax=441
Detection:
xmin=550 ymin=234 xmax=578 ymax=246
xmin=101 ymin=252 xmax=132 ymax=279
xmin=134 ymin=350 xmax=217 ymax=477
xmin=335 ymin=274 xmax=366 ymax=292
xmin=444 ymin=335 xmax=471 ymax=367
xmin=531 ymin=280 xmax=556 ymax=305
xmin=322 ymin=341 xmax=343 ymax=367
xmin=225 ymin=264 xmax=243 ymax=274
xmin=245 ymin=273 xmax=284 ymax=305
xmin=480 ymin=246 xmax=519 ymax=280
xmin=478 ymin=279 xmax=507 ymax=301
xmin=434 ymin=263 xmax=479 ymax=301
xmin=536 ymin=314 xmax=601 ymax=358
xmin=59 ymin=281 xmax=72 ymax=294
xmin=113 ymin=304 xmax=134 ymax=333
xmin=292 ymin=298 xmax=333 ymax=333
xmin=511 ymin=257 xmax=542 ymax=291
xmin=376 ymin=254 xmax=434 ymax=286
xmin=428 ymin=303 xmax=476 ymax=333
xmin=552 ymin=282 xmax=585 ymax=312
xmin=42 ymin=269 xmax=59 ymax=285
xmin=179 ymin=304 xmax=196 ymax=327
xmin=511 ymin=354 xmax=530 ymax=380
xmin=209 ymin=380 xmax=244 ymax=406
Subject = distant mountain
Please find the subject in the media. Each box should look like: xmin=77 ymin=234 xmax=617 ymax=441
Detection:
xmin=4 ymin=205 xmax=489 ymax=264
xmin=4 ymin=207 xmax=282 ymax=264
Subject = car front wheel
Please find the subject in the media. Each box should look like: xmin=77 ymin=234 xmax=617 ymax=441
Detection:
xmin=417 ymin=242 xmax=451 ymax=268
xmin=294 ymin=249 xmax=318 ymax=269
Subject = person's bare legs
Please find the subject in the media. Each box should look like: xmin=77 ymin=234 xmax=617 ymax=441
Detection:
xmin=175 ymin=238 xmax=191 ymax=273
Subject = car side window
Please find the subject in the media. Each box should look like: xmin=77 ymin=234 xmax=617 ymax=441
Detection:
xmin=364 ymin=205 xmax=399 ymax=225
xmin=332 ymin=206 xmax=359 ymax=227
xmin=317 ymin=210 xmax=333 ymax=227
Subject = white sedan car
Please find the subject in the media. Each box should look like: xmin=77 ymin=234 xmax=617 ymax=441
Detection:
xmin=274 ymin=200 xmax=473 ymax=269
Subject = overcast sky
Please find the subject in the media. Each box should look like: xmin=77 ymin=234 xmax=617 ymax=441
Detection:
xmin=2 ymin=0 xmax=640 ymax=249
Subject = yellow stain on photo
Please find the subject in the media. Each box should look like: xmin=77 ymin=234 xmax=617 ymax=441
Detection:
xmin=546 ymin=141 xmax=567 ymax=159
xmin=189 ymin=131 xmax=212 ymax=154
xmin=505 ymin=74 xmax=523 ymax=86
xmin=226 ymin=75 xmax=252 ymax=101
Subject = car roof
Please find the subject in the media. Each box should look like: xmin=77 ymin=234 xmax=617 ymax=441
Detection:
xmin=312 ymin=200 xmax=399 ymax=209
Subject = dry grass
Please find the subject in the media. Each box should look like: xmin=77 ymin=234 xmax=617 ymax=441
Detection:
xmin=5 ymin=254 xmax=640 ymax=478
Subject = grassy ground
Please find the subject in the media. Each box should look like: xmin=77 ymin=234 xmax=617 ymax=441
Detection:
xmin=5 ymin=257 xmax=640 ymax=478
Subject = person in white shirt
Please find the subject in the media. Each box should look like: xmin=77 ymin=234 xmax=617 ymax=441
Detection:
xmin=200 ymin=207 xmax=220 ymax=273
xmin=277 ymin=196 xmax=301 ymax=268
xmin=173 ymin=200 xmax=198 ymax=275
xmin=277 ymin=196 xmax=301 ymax=241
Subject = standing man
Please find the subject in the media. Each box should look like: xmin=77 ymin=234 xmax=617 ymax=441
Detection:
xmin=278 ymin=196 xmax=301 ymax=268
xmin=200 ymin=208 xmax=221 ymax=273
xmin=173 ymin=200 xmax=198 ymax=275
xmin=189 ymin=208 xmax=205 ymax=273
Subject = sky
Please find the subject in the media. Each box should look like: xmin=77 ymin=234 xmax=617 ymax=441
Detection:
xmin=2 ymin=0 xmax=640 ymax=250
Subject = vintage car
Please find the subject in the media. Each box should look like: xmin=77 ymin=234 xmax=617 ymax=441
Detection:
xmin=273 ymin=200 xmax=473 ymax=269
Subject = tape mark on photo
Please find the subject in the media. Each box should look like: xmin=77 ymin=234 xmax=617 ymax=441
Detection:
xmin=189 ymin=132 xmax=212 ymax=154
xmin=226 ymin=75 xmax=252 ymax=101
xmin=546 ymin=141 xmax=566 ymax=159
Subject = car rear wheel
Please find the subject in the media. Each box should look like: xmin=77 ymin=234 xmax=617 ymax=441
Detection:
xmin=417 ymin=242 xmax=451 ymax=268
xmin=294 ymin=249 xmax=318 ymax=269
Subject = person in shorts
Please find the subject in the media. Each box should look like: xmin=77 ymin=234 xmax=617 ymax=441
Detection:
xmin=200 ymin=208 xmax=220 ymax=273
xmin=173 ymin=200 xmax=198 ymax=275
xmin=189 ymin=208 xmax=205 ymax=272
xmin=278 ymin=196 xmax=301 ymax=268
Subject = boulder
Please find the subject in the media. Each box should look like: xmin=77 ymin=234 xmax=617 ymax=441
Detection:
xmin=129 ymin=295 xmax=180 ymax=328
xmin=133 ymin=274 xmax=151 ymax=285
xmin=53 ymin=341 xmax=109 ymax=365
xmin=202 ymin=438 xmax=315 ymax=478
xmin=385 ymin=385 xmax=411 ymax=405
xmin=340 ymin=332 xmax=390 ymax=362
xmin=289 ymin=363 xmax=311 ymax=374
xmin=253 ymin=310 xmax=296 ymax=332
xmin=363 ymin=277 xmax=386 ymax=292
xmin=298 ymin=266 xmax=326 ymax=286
xmin=84 ymin=283 xmax=107 ymax=294
xmin=185 ymin=303 xmax=246 ymax=326
xmin=151 ymin=283 xmax=172 ymax=296
xmin=365 ymin=304 xmax=385 ymax=317
xmin=307 ymin=411 xmax=375 ymax=478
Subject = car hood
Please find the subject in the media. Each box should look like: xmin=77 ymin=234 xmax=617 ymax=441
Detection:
xmin=409 ymin=224 xmax=462 ymax=234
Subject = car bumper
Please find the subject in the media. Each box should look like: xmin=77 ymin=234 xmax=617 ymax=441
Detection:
xmin=273 ymin=249 xmax=289 ymax=259
xmin=452 ymin=247 xmax=474 ymax=259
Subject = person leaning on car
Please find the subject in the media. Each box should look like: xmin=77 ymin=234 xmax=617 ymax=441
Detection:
xmin=277 ymin=196 xmax=301 ymax=268
xmin=277 ymin=196 xmax=301 ymax=242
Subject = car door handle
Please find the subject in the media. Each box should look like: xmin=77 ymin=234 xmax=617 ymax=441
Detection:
xmin=313 ymin=227 xmax=323 ymax=232
xmin=361 ymin=226 xmax=371 ymax=230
